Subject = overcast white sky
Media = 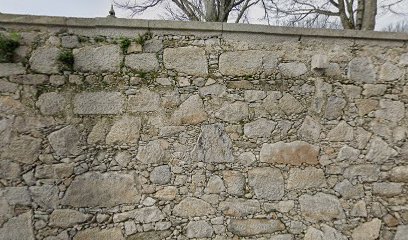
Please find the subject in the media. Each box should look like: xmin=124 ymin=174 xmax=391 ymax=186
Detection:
xmin=0 ymin=0 xmax=405 ymax=30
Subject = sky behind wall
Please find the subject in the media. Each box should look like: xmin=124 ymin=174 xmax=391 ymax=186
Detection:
xmin=0 ymin=0 xmax=405 ymax=30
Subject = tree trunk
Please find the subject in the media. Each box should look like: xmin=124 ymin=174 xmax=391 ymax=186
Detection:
xmin=361 ymin=0 xmax=377 ymax=30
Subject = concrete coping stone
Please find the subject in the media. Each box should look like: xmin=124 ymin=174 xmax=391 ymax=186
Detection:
xmin=0 ymin=13 xmax=407 ymax=41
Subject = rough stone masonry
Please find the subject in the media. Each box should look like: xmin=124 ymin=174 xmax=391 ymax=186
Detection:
xmin=0 ymin=13 xmax=408 ymax=240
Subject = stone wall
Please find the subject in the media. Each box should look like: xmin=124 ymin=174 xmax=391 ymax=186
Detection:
xmin=1 ymin=13 xmax=408 ymax=240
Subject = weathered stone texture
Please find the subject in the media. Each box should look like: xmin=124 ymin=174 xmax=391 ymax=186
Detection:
xmin=74 ymin=92 xmax=124 ymax=114
xmin=36 ymin=92 xmax=66 ymax=115
xmin=287 ymin=167 xmax=326 ymax=189
xmin=171 ymin=95 xmax=207 ymax=125
xmin=219 ymin=51 xmax=278 ymax=76
xmin=128 ymin=88 xmax=160 ymax=112
xmin=74 ymin=45 xmax=121 ymax=72
xmin=163 ymin=47 xmax=208 ymax=76
xmin=106 ymin=116 xmax=141 ymax=145
xmin=223 ymin=170 xmax=245 ymax=196
xmin=62 ymin=172 xmax=141 ymax=207
xmin=351 ymin=218 xmax=381 ymax=240
xmin=248 ymin=167 xmax=284 ymax=200
xmin=299 ymin=193 xmax=345 ymax=222
xmin=29 ymin=46 xmax=59 ymax=74
xmin=279 ymin=62 xmax=308 ymax=77
xmin=125 ymin=53 xmax=160 ymax=72
xmin=348 ymin=57 xmax=376 ymax=83
xmin=219 ymin=199 xmax=260 ymax=217
xmin=244 ymin=118 xmax=276 ymax=138
xmin=186 ymin=220 xmax=213 ymax=238
xmin=389 ymin=166 xmax=408 ymax=182
xmin=48 ymin=125 xmax=81 ymax=156
xmin=228 ymin=219 xmax=285 ymax=237
xmin=215 ymin=101 xmax=249 ymax=123
xmin=137 ymin=139 xmax=170 ymax=164
xmin=49 ymin=209 xmax=90 ymax=228
xmin=260 ymin=141 xmax=319 ymax=165
xmin=74 ymin=228 xmax=124 ymax=240
xmin=173 ymin=197 xmax=215 ymax=217
xmin=0 ymin=211 xmax=34 ymax=240
xmin=1 ymin=135 xmax=41 ymax=164
xmin=0 ymin=63 xmax=26 ymax=77
xmin=192 ymin=124 xmax=234 ymax=163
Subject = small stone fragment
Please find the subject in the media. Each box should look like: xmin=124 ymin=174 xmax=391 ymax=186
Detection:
xmin=150 ymin=165 xmax=171 ymax=185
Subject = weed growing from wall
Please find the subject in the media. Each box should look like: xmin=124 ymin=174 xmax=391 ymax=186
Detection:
xmin=58 ymin=50 xmax=74 ymax=70
xmin=0 ymin=32 xmax=20 ymax=62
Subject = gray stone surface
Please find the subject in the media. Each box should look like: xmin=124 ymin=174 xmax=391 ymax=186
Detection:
xmin=10 ymin=74 xmax=48 ymax=85
xmin=325 ymin=96 xmax=346 ymax=120
xmin=150 ymin=165 xmax=171 ymax=185
xmin=173 ymin=197 xmax=215 ymax=217
xmin=327 ymin=121 xmax=353 ymax=142
xmin=1 ymin=135 xmax=41 ymax=164
xmin=389 ymin=166 xmax=408 ymax=182
xmin=344 ymin=164 xmax=380 ymax=182
xmin=279 ymin=62 xmax=307 ymax=77
xmin=113 ymin=206 xmax=165 ymax=223
xmin=260 ymin=141 xmax=319 ymax=165
xmin=219 ymin=199 xmax=260 ymax=217
xmin=137 ymin=139 xmax=170 ymax=164
xmin=248 ymin=167 xmax=284 ymax=200
xmin=0 ymin=79 xmax=18 ymax=93
xmin=61 ymin=35 xmax=79 ymax=48
xmin=29 ymin=46 xmax=59 ymax=74
xmin=298 ymin=116 xmax=321 ymax=142
xmin=192 ymin=124 xmax=234 ymax=163
xmin=171 ymin=94 xmax=207 ymax=125
xmin=228 ymin=219 xmax=285 ymax=237
xmin=380 ymin=62 xmax=403 ymax=81
xmin=373 ymin=182 xmax=403 ymax=196
xmin=244 ymin=118 xmax=276 ymax=138
xmin=127 ymin=88 xmax=160 ymax=112
xmin=48 ymin=125 xmax=81 ymax=156
xmin=73 ymin=92 xmax=125 ymax=114
xmin=29 ymin=185 xmax=59 ymax=209
xmin=334 ymin=179 xmax=364 ymax=199
xmin=311 ymin=54 xmax=329 ymax=70
xmin=205 ymin=175 xmax=225 ymax=194
xmin=36 ymin=92 xmax=66 ymax=115
xmin=279 ymin=93 xmax=304 ymax=115
xmin=62 ymin=172 xmax=141 ymax=207
xmin=375 ymin=99 xmax=405 ymax=122
xmin=35 ymin=163 xmax=74 ymax=179
xmin=0 ymin=63 xmax=26 ymax=77
xmin=223 ymin=170 xmax=245 ymax=196
xmin=49 ymin=209 xmax=90 ymax=228
xmin=351 ymin=218 xmax=381 ymax=240
xmin=366 ymin=136 xmax=397 ymax=163
xmin=125 ymin=53 xmax=159 ymax=72
xmin=215 ymin=101 xmax=249 ymax=123
xmin=299 ymin=193 xmax=345 ymax=222
xmin=163 ymin=47 xmax=208 ymax=76
xmin=73 ymin=45 xmax=122 ymax=72
xmin=186 ymin=220 xmax=213 ymax=238
xmin=74 ymin=228 xmax=124 ymax=240
xmin=127 ymin=231 xmax=171 ymax=240
xmin=287 ymin=167 xmax=326 ymax=189
xmin=0 ymin=211 xmax=34 ymax=240
xmin=106 ymin=116 xmax=141 ymax=145
xmin=348 ymin=57 xmax=376 ymax=83
xmin=219 ymin=50 xmax=264 ymax=76
xmin=394 ymin=225 xmax=408 ymax=240
xmin=0 ymin=160 xmax=21 ymax=180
